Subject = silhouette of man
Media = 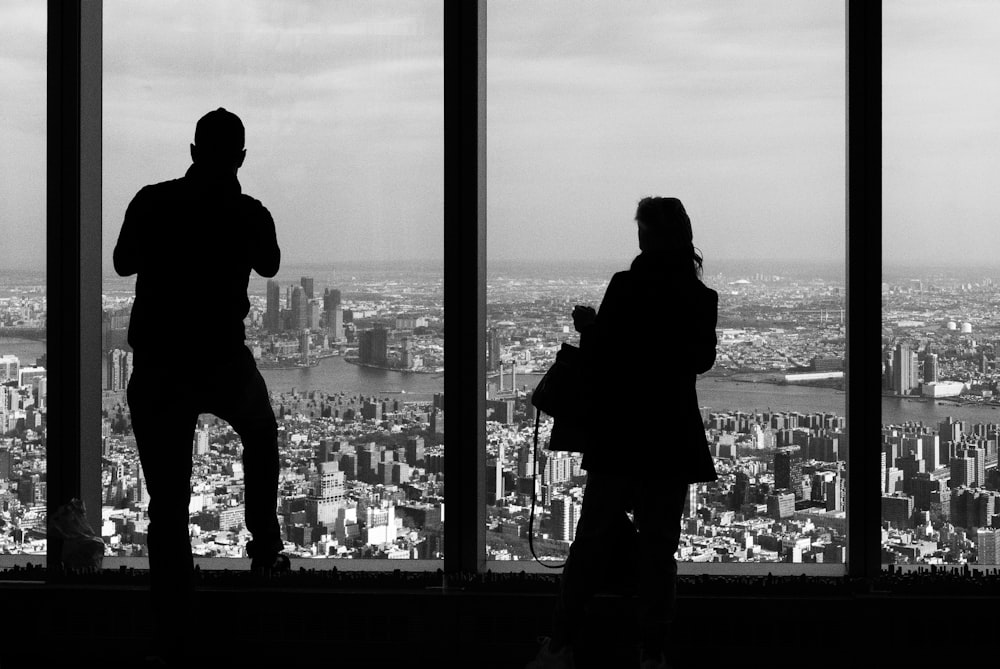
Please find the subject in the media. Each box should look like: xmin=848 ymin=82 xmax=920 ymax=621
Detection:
xmin=114 ymin=108 xmax=285 ymax=656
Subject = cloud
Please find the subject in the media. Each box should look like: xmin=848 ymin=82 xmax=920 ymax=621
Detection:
xmin=487 ymin=1 xmax=845 ymax=263
xmin=883 ymin=0 xmax=1000 ymax=265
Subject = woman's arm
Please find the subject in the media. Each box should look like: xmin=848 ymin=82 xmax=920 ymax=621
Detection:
xmin=691 ymin=287 xmax=719 ymax=374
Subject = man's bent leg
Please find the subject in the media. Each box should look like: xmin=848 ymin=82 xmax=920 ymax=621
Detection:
xmin=210 ymin=353 xmax=282 ymax=563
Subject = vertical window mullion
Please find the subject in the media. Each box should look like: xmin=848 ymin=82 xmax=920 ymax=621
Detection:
xmin=45 ymin=0 xmax=102 ymax=576
xmin=846 ymin=0 xmax=881 ymax=579
xmin=443 ymin=0 xmax=487 ymax=574
xmin=46 ymin=0 xmax=83 ymax=574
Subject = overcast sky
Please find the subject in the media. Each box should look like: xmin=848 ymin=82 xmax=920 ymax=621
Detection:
xmin=1 ymin=1 xmax=848 ymax=271
xmin=883 ymin=0 xmax=1000 ymax=267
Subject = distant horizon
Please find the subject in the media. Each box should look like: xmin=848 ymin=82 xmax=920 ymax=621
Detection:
xmin=21 ymin=258 xmax=1000 ymax=274
xmin=4 ymin=255 xmax=854 ymax=277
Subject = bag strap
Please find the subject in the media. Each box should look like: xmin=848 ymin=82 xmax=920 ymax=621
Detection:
xmin=529 ymin=409 xmax=566 ymax=569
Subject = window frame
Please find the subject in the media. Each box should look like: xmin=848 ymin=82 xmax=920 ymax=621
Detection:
xmin=37 ymin=0 xmax=879 ymax=581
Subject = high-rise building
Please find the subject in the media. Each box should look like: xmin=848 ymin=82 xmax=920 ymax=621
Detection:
xmin=323 ymin=287 xmax=341 ymax=314
xmin=326 ymin=304 xmax=344 ymax=342
xmin=766 ymin=492 xmax=795 ymax=520
xmin=882 ymin=493 xmax=915 ymax=528
xmin=405 ymin=437 xmax=425 ymax=467
xmin=921 ymin=434 xmax=941 ymax=470
xmin=359 ymin=328 xmax=388 ymax=366
xmin=825 ymin=472 xmax=844 ymax=512
xmin=307 ymin=299 xmax=321 ymax=330
xmin=430 ymin=408 xmax=444 ymax=435
xmin=300 ymin=330 xmax=311 ymax=364
xmin=487 ymin=328 xmax=502 ymax=372
xmin=893 ymin=342 xmax=916 ymax=395
xmin=194 ymin=427 xmax=209 ymax=456
xmin=300 ymin=276 xmax=314 ymax=300
xmin=306 ymin=461 xmax=346 ymax=527
xmin=135 ymin=463 xmax=150 ymax=505
xmin=949 ymin=456 xmax=976 ymax=488
xmin=290 ymin=286 xmax=308 ymax=331
xmin=924 ymin=353 xmax=939 ymax=383
xmin=364 ymin=504 xmax=397 ymax=546
xmin=488 ymin=441 xmax=506 ymax=504
xmin=774 ymin=449 xmax=794 ymax=490
xmin=978 ymin=529 xmax=1000 ymax=564
xmin=401 ymin=337 xmax=413 ymax=369
xmin=107 ymin=349 xmax=123 ymax=391
xmin=731 ymin=471 xmax=753 ymax=511
xmin=551 ymin=495 xmax=581 ymax=543
xmin=0 ymin=447 xmax=12 ymax=481
xmin=266 ymin=279 xmax=282 ymax=333
xmin=939 ymin=416 xmax=963 ymax=443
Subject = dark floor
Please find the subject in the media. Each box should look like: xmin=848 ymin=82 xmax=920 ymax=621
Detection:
xmin=0 ymin=570 xmax=994 ymax=668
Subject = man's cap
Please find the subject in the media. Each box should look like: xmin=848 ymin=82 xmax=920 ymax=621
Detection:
xmin=635 ymin=196 xmax=693 ymax=242
xmin=194 ymin=108 xmax=245 ymax=155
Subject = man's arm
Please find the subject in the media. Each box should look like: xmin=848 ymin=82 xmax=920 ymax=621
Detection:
xmin=113 ymin=187 xmax=149 ymax=277
xmin=249 ymin=199 xmax=280 ymax=278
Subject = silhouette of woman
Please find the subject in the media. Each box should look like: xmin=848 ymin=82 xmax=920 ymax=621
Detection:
xmin=527 ymin=197 xmax=719 ymax=669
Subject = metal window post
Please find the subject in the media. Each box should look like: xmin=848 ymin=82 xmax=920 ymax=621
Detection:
xmin=846 ymin=0 xmax=881 ymax=579
xmin=46 ymin=0 xmax=102 ymax=572
xmin=443 ymin=0 xmax=487 ymax=575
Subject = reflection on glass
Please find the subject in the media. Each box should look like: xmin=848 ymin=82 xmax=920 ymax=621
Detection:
xmin=486 ymin=1 xmax=846 ymax=565
xmin=0 ymin=2 xmax=47 ymax=558
xmin=102 ymin=0 xmax=443 ymax=561
xmin=883 ymin=1 xmax=1000 ymax=566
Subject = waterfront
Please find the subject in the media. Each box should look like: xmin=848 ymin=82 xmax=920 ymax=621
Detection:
xmin=9 ymin=336 xmax=999 ymax=426
xmin=0 ymin=338 xmax=45 ymax=367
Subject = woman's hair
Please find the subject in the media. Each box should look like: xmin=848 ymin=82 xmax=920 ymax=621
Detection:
xmin=635 ymin=196 xmax=704 ymax=279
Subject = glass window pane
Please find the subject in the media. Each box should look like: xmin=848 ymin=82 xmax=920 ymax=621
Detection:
xmin=0 ymin=1 xmax=47 ymax=561
xmin=883 ymin=0 xmax=1000 ymax=568
xmin=486 ymin=1 xmax=846 ymax=567
xmin=102 ymin=0 xmax=443 ymax=564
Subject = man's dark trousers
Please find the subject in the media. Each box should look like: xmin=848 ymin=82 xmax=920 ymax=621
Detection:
xmin=127 ymin=346 xmax=282 ymax=632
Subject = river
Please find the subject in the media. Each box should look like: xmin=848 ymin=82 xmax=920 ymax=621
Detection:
xmin=2 ymin=336 xmax=996 ymax=426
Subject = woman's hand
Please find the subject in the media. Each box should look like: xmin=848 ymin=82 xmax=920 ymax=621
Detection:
xmin=572 ymin=305 xmax=596 ymax=332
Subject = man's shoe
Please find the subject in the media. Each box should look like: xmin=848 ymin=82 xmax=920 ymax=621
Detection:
xmin=250 ymin=552 xmax=291 ymax=574
xmin=525 ymin=637 xmax=575 ymax=669
xmin=639 ymin=649 xmax=673 ymax=669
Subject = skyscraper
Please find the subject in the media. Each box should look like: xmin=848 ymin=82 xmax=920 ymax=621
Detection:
xmin=359 ymin=327 xmax=388 ymax=366
xmin=893 ymin=342 xmax=916 ymax=394
xmin=551 ymin=495 xmax=581 ymax=543
xmin=107 ymin=349 xmax=123 ymax=391
xmin=487 ymin=328 xmax=502 ymax=372
xmin=290 ymin=285 xmax=308 ymax=331
xmin=266 ymin=279 xmax=281 ymax=333
xmin=300 ymin=330 xmax=311 ymax=364
xmin=323 ymin=287 xmax=341 ymax=311
xmin=924 ymin=352 xmax=938 ymax=383
xmin=193 ymin=427 xmax=209 ymax=456
xmin=405 ymin=437 xmax=425 ymax=466
xmin=977 ymin=529 xmax=1000 ymax=564
xmin=300 ymin=276 xmax=315 ymax=300
xmin=306 ymin=461 xmax=346 ymax=526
